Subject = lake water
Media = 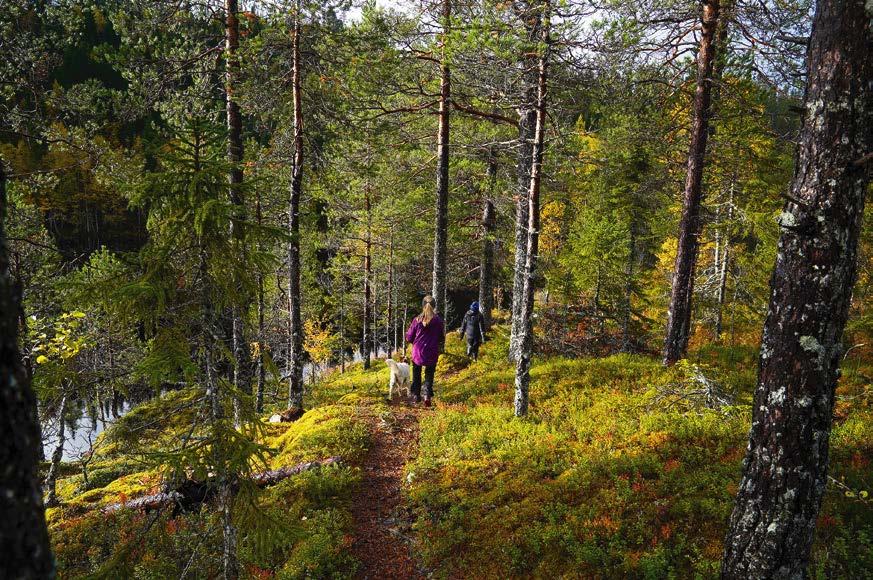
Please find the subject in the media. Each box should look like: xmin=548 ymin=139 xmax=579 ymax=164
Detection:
xmin=42 ymin=399 xmax=132 ymax=462
xmin=41 ymin=361 xmax=328 ymax=462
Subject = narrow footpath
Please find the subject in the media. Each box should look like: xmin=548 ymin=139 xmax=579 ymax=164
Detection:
xmin=350 ymin=403 xmax=424 ymax=579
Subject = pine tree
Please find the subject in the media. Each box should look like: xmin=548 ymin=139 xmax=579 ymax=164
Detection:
xmin=722 ymin=1 xmax=873 ymax=575
xmin=0 ymin=159 xmax=56 ymax=580
xmin=662 ymin=0 xmax=721 ymax=365
xmin=513 ymin=0 xmax=550 ymax=417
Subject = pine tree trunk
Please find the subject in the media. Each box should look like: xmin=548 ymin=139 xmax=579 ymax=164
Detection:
xmin=510 ymin=11 xmax=542 ymax=363
xmin=226 ymin=0 xmax=250 ymax=415
xmin=514 ymin=2 xmax=549 ymax=418
xmin=722 ymin=2 xmax=873 ymax=576
xmin=479 ymin=199 xmax=497 ymax=332
xmin=287 ymin=1 xmax=305 ymax=409
xmin=402 ymin=305 xmax=409 ymax=354
xmin=255 ymin=191 xmax=266 ymax=413
xmin=340 ymin=274 xmax=347 ymax=373
xmin=387 ymin=230 xmax=394 ymax=355
xmin=44 ymin=392 xmax=68 ymax=508
xmin=372 ymin=279 xmax=379 ymax=358
xmin=431 ymin=0 xmax=451 ymax=318
xmin=479 ymin=153 xmax=497 ymax=331
xmin=0 ymin=158 xmax=55 ymax=580
xmin=662 ymin=0 xmax=720 ymax=365
xmin=363 ymin=187 xmax=372 ymax=370
xmin=710 ymin=2 xmax=732 ymax=343
xmin=621 ymin=226 xmax=636 ymax=353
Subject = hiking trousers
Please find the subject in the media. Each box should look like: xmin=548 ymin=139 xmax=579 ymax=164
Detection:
xmin=411 ymin=363 xmax=435 ymax=400
xmin=466 ymin=339 xmax=481 ymax=361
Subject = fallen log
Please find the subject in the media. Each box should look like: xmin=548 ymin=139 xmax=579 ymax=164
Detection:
xmin=102 ymin=456 xmax=343 ymax=514
xmin=250 ymin=457 xmax=343 ymax=486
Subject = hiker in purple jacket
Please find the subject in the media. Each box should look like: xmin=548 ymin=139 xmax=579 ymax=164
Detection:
xmin=405 ymin=295 xmax=445 ymax=407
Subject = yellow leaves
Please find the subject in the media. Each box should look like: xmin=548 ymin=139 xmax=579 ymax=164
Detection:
xmin=539 ymin=200 xmax=566 ymax=256
xmin=29 ymin=311 xmax=93 ymax=369
xmin=646 ymin=431 xmax=670 ymax=448
xmin=303 ymin=318 xmax=340 ymax=366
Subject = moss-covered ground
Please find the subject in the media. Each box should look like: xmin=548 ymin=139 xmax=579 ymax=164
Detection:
xmin=49 ymin=386 xmax=380 ymax=578
xmin=46 ymin=325 xmax=872 ymax=578
xmin=404 ymin=328 xmax=873 ymax=579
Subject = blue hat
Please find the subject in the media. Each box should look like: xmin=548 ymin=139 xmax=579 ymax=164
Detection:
xmin=470 ymin=301 xmax=479 ymax=312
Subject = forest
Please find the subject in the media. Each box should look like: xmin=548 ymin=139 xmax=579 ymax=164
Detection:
xmin=0 ymin=0 xmax=871 ymax=578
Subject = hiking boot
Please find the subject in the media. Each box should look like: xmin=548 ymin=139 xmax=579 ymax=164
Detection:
xmin=423 ymin=398 xmax=432 ymax=408
xmin=409 ymin=396 xmax=421 ymax=406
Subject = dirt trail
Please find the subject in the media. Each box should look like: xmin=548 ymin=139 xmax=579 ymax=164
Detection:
xmin=350 ymin=403 xmax=425 ymax=579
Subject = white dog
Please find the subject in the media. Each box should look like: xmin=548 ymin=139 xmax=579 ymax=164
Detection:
xmin=385 ymin=358 xmax=411 ymax=400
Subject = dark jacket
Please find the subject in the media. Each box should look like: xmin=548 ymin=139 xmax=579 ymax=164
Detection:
xmin=459 ymin=310 xmax=485 ymax=344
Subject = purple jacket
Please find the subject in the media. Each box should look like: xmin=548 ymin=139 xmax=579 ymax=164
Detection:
xmin=405 ymin=315 xmax=445 ymax=367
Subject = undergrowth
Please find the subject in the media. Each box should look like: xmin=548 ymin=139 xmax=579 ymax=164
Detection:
xmin=402 ymin=327 xmax=873 ymax=579
xmin=49 ymin=388 xmax=378 ymax=579
xmin=45 ymin=325 xmax=873 ymax=579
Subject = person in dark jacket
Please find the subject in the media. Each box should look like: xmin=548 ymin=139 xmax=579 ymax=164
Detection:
xmin=405 ymin=295 xmax=445 ymax=407
xmin=458 ymin=301 xmax=486 ymax=361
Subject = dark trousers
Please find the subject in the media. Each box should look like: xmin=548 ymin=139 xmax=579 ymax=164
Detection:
xmin=466 ymin=339 xmax=481 ymax=360
xmin=411 ymin=363 xmax=436 ymax=400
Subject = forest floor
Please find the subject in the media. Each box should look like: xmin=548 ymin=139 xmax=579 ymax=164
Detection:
xmin=42 ymin=327 xmax=873 ymax=578
xmin=350 ymin=400 xmax=425 ymax=579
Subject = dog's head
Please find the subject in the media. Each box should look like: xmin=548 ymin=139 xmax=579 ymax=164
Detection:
xmin=385 ymin=358 xmax=397 ymax=369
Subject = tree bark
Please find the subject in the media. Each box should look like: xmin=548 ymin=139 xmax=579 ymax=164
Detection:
xmin=340 ymin=274 xmax=346 ymax=373
xmin=363 ymin=186 xmax=372 ymax=370
xmin=621 ymin=226 xmax=636 ymax=353
xmin=287 ymin=0 xmax=305 ymax=408
xmin=44 ymin=392 xmax=68 ymax=508
xmin=387 ymin=229 xmax=394 ymax=355
xmin=514 ymin=1 xmax=549 ymax=418
xmin=479 ymin=152 xmax=498 ymax=331
xmin=219 ymin=480 xmax=238 ymax=580
xmin=710 ymin=1 xmax=732 ymax=343
xmin=662 ymin=0 xmax=721 ymax=365
xmin=0 ymin=158 xmax=55 ymax=579
xmin=722 ymin=2 xmax=873 ymax=577
xmin=226 ymin=0 xmax=250 ymax=415
xmin=255 ymin=191 xmax=266 ymax=413
xmin=510 ymin=9 xmax=542 ymax=363
xmin=714 ymin=181 xmax=734 ymax=341
xmin=372 ymin=277 xmax=379 ymax=358
xmin=431 ymin=0 xmax=451 ymax=318
xmin=713 ymin=244 xmax=729 ymax=339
